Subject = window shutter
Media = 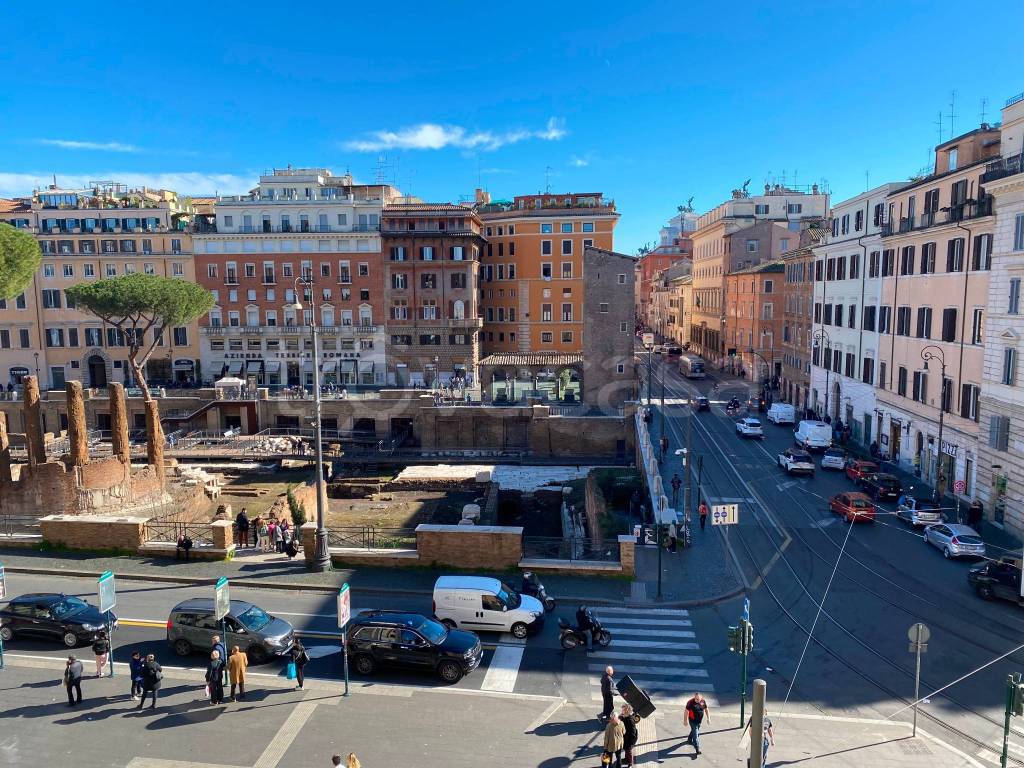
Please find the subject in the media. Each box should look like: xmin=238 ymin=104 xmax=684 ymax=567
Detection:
xmin=946 ymin=240 xmax=955 ymax=272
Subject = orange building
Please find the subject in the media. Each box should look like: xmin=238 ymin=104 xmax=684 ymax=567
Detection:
xmin=476 ymin=192 xmax=618 ymax=354
xmin=723 ymin=260 xmax=785 ymax=384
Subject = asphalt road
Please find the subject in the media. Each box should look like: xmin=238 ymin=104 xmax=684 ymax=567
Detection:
xmin=646 ymin=354 xmax=1024 ymax=766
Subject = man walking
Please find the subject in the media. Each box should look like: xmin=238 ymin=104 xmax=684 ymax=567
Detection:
xmin=685 ymin=691 xmax=710 ymax=755
xmin=235 ymin=508 xmax=250 ymax=548
xmin=64 ymin=655 xmax=83 ymax=706
xmin=968 ymin=498 xmax=984 ymax=529
xmin=698 ymin=500 xmax=709 ymax=531
xmin=228 ymin=646 xmax=248 ymax=701
xmin=668 ymin=520 xmax=678 ymax=553
xmin=138 ymin=653 xmax=162 ymax=709
xmin=670 ymin=473 xmax=682 ymax=508
xmin=599 ymin=666 xmax=615 ymax=721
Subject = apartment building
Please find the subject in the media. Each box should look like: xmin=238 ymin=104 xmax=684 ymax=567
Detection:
xmin=809 ymin=184 xmax=905 ymax=442
xmin=780 ymin=237 xmax=817 ymax=410
xmin=876 ymin=126 xmax=1000 ymax=499
xmin=723 ymin=260 xmax=784 ymax=384
xmin=662 ymin=261 xmax=693 ymax=348
xmin=192 ymin=169 xmax=399 ymax=388
xmin=380 ymin=203 xmax=483 ymax=386
xmin=977 ymin=93 xmax=1024 ymax=534
xmin=476 ymin=192 xmax=618 ymax=355
xmin=689 ymin=185 xmax=828 ymax=365
xmin=635 ymin=212 xmax=694 ymax=324
xmin=0 ymin=184 xmax=198 ymax=391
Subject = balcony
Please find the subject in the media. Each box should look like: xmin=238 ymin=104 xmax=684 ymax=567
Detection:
xmin=982 ymin=155 xmax=1024 ymax=184
xmin=193 ymin=224 xmax=380 ymax=235
xmin=202 ymin=324 xmax=379 ymax=336
xmin=379 ymin=227 xmax=476 ymax=236
xmin=880 ymin=198 xmax=992 ymax=237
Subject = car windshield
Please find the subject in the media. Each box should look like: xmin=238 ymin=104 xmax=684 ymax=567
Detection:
xmin=957 ymin=535 xmax=984 ymax=545
xmin=880 ymin=476 xmax=898 ymax=486
xmin=747 ymin=420 xmax=761 ymax=427
xmin=50 ymin=597 xmax=89 ymax=618
xmin=794 ymin=454 xmax=811 ymax=462
xmin=498 ymin=583 xmax=521 ymax=609
xmin=416 ymin=617 xmax=449 ymax=644
xmin=851 ymin=499 xmax=872 ymax=508
xmin=916 ymin=499 xmax=939 ymax=510
xmin=825 ymin=450 xmax=843 ymax=457
xmin=237 ymin=605 xmax=273 ymax=632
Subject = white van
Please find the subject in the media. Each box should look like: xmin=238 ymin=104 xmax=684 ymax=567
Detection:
xmin=767 ymin=403 xmax=796 ymax=425
xmin=794 ymin=420 xmax=833 ymax=451
xmin=432 ymin=575 xmax=544 ymax=639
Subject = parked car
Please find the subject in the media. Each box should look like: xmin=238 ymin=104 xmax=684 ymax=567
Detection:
xmin=432 ymin=575 xmax=544 ymax=638
xmin=845 ymin=459 xmax=879 ymax=483
xmin=860 ymin=472 xmax=902 ymax=501
xmin=820 ymin=448 xmax=846 ymax=470
xmin=923 ymin=523 xmax=986 ymax=559
xmin=0 ymin=593 xmax=116 ymax=648
xmin=166 ymin=598 xmax=294 ymax=663
xmin=829 ymin=492 xmax=876 ymax=523
xmin=778 ymin=449 xmax=815 ymax=475
xmin=794 ymin=420 xmax=832 ymax=451
xmin=347 ymin=611 xmax=483 ymax=684
xmin=968 ymin=557 xmax=1023 ymax=603
xmin=693 ymin=396 xmax=711 ymax=412
xmin=736 ymin=418 xmax=764 ymax=439
xmin=766 ymin=402 xmax=796 ymax=425
xmin=896 ymin=497 xmax=944 ymax=527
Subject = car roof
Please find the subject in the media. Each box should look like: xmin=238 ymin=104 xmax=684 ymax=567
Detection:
xmin=913 ymin=497 xmax=937 ymax=505
xmin=9 ymin=593 xmax=69 ymax=605
xmin=352 ymin=611 xmax=430 ymax=628
xmin=170 ymin=598 xmax=256 ymax=613
xmin=434 ymin=575 xmax=502 ymax=592
xmin=840 ymin=492 xmax=874 ymax=502
xmin=799 ymin=420 xmax=828 ymax=427
xmin=874 ymin=473 xmax=899 ymax=480
xmin=945 ymin=524 xmax=981 ymax=535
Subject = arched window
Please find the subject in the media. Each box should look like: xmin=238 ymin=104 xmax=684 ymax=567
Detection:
xmin=452 ymin=299 xmax=465 ymax=320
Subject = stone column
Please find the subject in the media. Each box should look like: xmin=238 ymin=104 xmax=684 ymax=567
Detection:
xmin=144 ymin=399 xmax=165 ymax=485
xmin=108 ymin=382 xmax=130 ymax=463
xmin=22 ymin=376 xmax=45 ymax=469
xmin=65 ymin=381 xmax=89 ymax=467
xmin=0 ymin=411 xmax=12 ymax=482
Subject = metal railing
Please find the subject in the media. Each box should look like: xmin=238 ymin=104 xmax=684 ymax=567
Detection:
xmin=522 ymin=536 xmax=621 ymax=563
xmin=982 ymin=154 xmax=1024 ymax=183
xmin=144 ymin=520 xmax=215 ymax=547
xmin=326 ymin=526 xmax=417 ymax=550
xmin=0 ymin=515 xmax=42 ymax=538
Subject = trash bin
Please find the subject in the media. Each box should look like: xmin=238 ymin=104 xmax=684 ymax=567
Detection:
xmin=616 ymin=675 xmax=656 ymax=719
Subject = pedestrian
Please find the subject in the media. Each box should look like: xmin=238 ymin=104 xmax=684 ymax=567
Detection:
xmin=129 ymin=650 xmax=145 ymax=701
xmin=235 ymin=508 xmax=250 ymax=548
xmin=206 ymin=650 xmax=226 ymax=705
xmin=228 ymin=645 xmax=248 ymax=701
xmin=290 ymin=639 xmax=310 ymax=689
xmin=347 ymin=755 xmax=361 ymax=768
xmin=331 ymin=757 xmax=342 ymax=768
xmin=64 ymin=655 xmax=83 ymax=706
xmin=92 ymin=629 xmax=110 ymax=677
xmin=685 ymin=691 xmax=710 ymax=755
xmin=285 ymin=536 xmax=299 ymax=560
xmin=698 ymin=500 xmax=709 ymax=531
xmin=761 ymin=710 xmax=775 ymax=764
xmin=138 ymin=653 xmax=162 ymax=709
xmin=670 ymin=473 xmax=681 ymax=507
xmin=599 ymin=665 xmax=615 ymax=721
xmin=969 ymin=498 xmax=984 ymax=529
xmin=274 ymin=521 xmax=285 ymax=553
xmin=176 ymin=531 xmax=193 ymax=560
xmin=252 ymin=515 xmax=262 ymax=550
xmin=602 ymin=712 xmax=625 ymax=768
xmin=668 ymin=520 xmax=678 ymax=553
xmin=620 ymin=704 xmax=638 ymax=767
xmin=266 ymin=520 xmax=277 ymax=553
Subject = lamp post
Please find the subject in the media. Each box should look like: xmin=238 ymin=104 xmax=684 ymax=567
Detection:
xmin=812 ymin=328 xmax=832 ymax=420
xmin=289 ymin=275 xmax=331 ymax=573
xmin=747 ymin=347 xmax=771 ymax=403
xmin=33 ymin=352 xmax=39 ymax=381
xmin=921 ymin=345 xmax=947 ymax=502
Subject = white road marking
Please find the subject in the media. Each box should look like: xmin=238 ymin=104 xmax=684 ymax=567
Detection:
xmin=480 ymin=644 xmax=524 ymax=693
xmin=595 ymin=607 xmax=690 ymax=617
xmin=587 ymin=663 xmax=708 ymax=678
xmin=254 ymin=700 xmax=317 ymax=768
xmin=611 ymin=637 xmax=696 ymax=647
xmin=591 ymin=689 xmax=719 ymax=708
xmin=594 ymin=628 xmax=695 ymax=639
xmin=524 ymin=698 xmax=566 ymax=733
xmin=601 ymin=617 xmax=693 ymax=628
xmin=590 ymin=650 xmax=702 ymax=662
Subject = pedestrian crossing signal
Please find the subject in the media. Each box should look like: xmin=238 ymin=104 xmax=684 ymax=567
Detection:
xmin=1013 ymin=682 xmax=1024 ymax=717
xmin=742 ymin=619 xmax=753 ymax=654
xmin=727 ymin=625 xmax=741 ymax=653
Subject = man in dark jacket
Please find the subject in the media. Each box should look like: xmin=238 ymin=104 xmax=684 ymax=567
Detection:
xmin=576 ymin=606 xmax=594 ymax=651
xmin=129 ymin=650 xmax=145 ymax=700
xmin=235 ymin=509 xmax=250 ymax=548
xmin=969 ymin=498 xmax=984 ymax=529
xmin=138 ymin=654 xmax=162 ymax=709
xmin=64 ymin=655 xmax=83 ymax=706
xmin=212 ymin=635 xmax=228 ymax=684
xmin=599 ymin=665 xmax=615 ymax=721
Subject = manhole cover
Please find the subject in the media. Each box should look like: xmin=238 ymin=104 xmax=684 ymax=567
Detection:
xmin=898 ymin=742 xmax=932 ymax=755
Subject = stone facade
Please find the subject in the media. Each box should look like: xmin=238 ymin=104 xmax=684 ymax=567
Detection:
xmin=583 ymin=247 xmax=636 ymax=410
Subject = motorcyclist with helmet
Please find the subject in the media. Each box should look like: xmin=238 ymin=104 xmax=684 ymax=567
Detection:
xmin=576 ymin=605 xmax=595 ymax=651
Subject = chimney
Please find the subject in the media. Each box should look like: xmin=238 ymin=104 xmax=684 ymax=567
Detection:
xmin=475 ymin=188 xmax=490 ymax=205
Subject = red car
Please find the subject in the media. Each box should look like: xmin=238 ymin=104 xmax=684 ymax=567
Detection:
xmin=829 ymin=492 xmax=876 ymax=523
xmin=845 ymin=459 xmax=879 ymax=483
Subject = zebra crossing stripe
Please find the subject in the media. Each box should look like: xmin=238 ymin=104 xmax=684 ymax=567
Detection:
xmin=611 ymin=637 xmax=696 ymax=648
xmin=595 ymin=607 xmax=690 ymax=617
xmin=600 ymin=617 xmax=693 ymax=628
xmin=590 ymin=649 xmax=701 ymax=662
xmin=480 ymin=645 xmax=524 ymax=693
xmin=597 ymin=628 xmax=694 ymax=639
xmin=587 ymin=663 xmax=708 ymax=678
xmin=588 ymin=690 xmax=719 ymax=707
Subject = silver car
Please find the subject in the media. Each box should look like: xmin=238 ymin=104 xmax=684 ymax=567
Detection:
xmin=167 ymin=598 xmax=295 ymax=663
xmin=924 ymin=523 xmax=986 ymax=559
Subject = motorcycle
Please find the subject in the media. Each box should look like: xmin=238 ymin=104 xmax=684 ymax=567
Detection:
xmin=521 ymin=571 xmax=556 ymax=612
xmin=558 ymin=609 xmax=612 ymax=650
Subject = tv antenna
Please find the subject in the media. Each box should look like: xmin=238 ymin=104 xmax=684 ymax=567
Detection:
xmin=933 ymin=111 xmax=944 ymax=144
xmin=948 ymin=90 xmax=958 ymax=137
xmin=980 ymin=97 xmax=989 ymax=124
xmin=544 ymin=166 xmax=553 ymax=194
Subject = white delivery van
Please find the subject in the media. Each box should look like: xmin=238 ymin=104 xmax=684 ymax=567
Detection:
xmin=794 ymin=420 xmax=833 ymax=451
xmin=432 ymin=575 xmax=544 ymax=639
xmin=767 ymin=402 xmax=796 ymax=425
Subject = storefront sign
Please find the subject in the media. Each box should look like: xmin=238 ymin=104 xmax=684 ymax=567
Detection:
xmin=173 ymin=359 xmax=194 ymax=370
xmin=941 ymin=440 xmax=958 ymax=457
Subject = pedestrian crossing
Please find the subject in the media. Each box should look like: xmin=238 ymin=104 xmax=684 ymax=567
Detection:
xmin=587 ymin=606 xmax=718 ymax=709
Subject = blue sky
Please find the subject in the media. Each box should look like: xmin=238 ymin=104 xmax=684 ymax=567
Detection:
xmin=2 ymin=1 xmax=1022 ymax=254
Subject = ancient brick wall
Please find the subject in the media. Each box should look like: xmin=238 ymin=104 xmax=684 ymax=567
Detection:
xmin=40 ymin=515 xmax=148 ymax=551
xmin=415 ymin=524 xmax=524 ymax=569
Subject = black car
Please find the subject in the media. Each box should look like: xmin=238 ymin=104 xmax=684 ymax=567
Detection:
xmin=347 ymin=611 xmax=482 ymax=683
xmin=0 ymin=593 xmax=116 ymax=648
xmin=693 ymin=396 xmax=710 ymax=412
xmin=859 ymin=472 xmax=902 ymax=500
xmin=969 ymin=558 xmax=1023 ymax=604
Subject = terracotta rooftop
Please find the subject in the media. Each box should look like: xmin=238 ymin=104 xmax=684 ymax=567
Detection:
xmin=384 ymin=203 xmax=472 ymax=214
xmin=0 ymin=198 xmax=30 ymax=214
xmin=479 ymin=352 xmax=583 ymax=367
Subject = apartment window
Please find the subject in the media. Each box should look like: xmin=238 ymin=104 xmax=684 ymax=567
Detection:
xmin=881 ymin=249 xmax=895 ymax=277
xmin=788 ymin=203 xmax=803 ymax=214
xmin=897 ymin=367 xmax=909 ymax=396
xmin=420 ymin=246 xmax=434 ymax=261
xmin=391 ymin=301 xmax=408 ymax=320
xmin=948 ymin=147 xmax=958 ymax=171
xmin=1010 ymin=279 xmax=1021 ymax=315
xmin=561 ymin=331 xmax=573 ymax=343
xmin=509 ymin=264 xmax=516 ymax=279
xmin=814 ymin=260 xmax=824 ymax=281
xmin=878 ymin=361 xmax=887 ymax=390
xmin=1002 ymin=348 xmax=1018 ymax=386
xmin=228 ymin=311 xmax=240 ymax=327
xmin=848 ymin=305 xmax=856 ymax=329
xmin=849 ymin=253 xmax=859 ymax=279
xmin=171 ymin=239 xmax=181 ymax=254
xmin=940 ymin=308 xmax=957 ymax=342
xmin=540 ymin=332 xmax=553 ymax=343
xmin=946 ymin=238 xmax=965 ymax=272
xmin=541 ymin=304 xmax=552 ymax=322
xmin=83 ymin=263 xmax=95 ymax=278
xmin=451 ymin=273 xmax=467 ymax=289
xmin=863 ymin=305 xmax=877 ymax=331
xmin=173 ymin=327 xmax=188 ymax=346
xmin=862 ymin=357 xmax=874 ymax=384
xmin=917 ymin=242 xmax=935 ymax=274
xmin=961 ymin=383 xmax=981 ymax=421
xmin=971 ymin=308 xmax=984 ymax=345
xmin=420 ymin=273 xmax=437 ymax=290
xmin=45 ymin=328 xmax=65 ymax=347
xmin=915 ymin=307 xmax=932 ymax=339
xmin=840 ymin=214 xmax=850 ymax=235
xmin=990 ymin=415 xmax=1010 ymax=450
xmin=823 ymin=304 xmax=833 ymax=325
xmin=599 ymin=303 xmax=610 ymax=313
xmin=0 ymin=330 xmax=7 ymax=349
xmin=124 ymin=263 xmax=137 ymax=275
xmin=1014 ymin=214 xmax=1024 ymax=251
xmin=746 ymin=240 xmax=758 ymax=253
xmin=541 ymin=223 xmax=553 ymax=234
xmin=899 ymin=246 xmax=915 ymax=275
xmin=391 ymin=273 xmax=408 ymax=290
xmin=581 ymin=222 xmax=594 ymax=233
xmin=912 ymin=371 xmax=928 ymax=403
xmin=560 ymin=239 xmax=572 ymax=256
xmin=763 ymin=303 xmax=774 ymax=320
xmin=973 ymin=234 xmax=993 ymax=270
xmin=18 ymin=328 xmax=30 ymax=348
xmin=541 ymin=263 xmax=552 ymax=279
xmin=41 ymin=289 xmax=62 ymax=309
xmin=844 ymin=352 xmax=855 ymax=377
xmin=618 ymin=273 xmax=626 ymax=284
xmin=360 ymin=288 xmax=370 ymax=301
xmin=561 ymin=303 xmax=573 ymax=322
xmin=896 ymin=306 xmax=911 ymax=336
xmin=834 ymin=305 xmax=843 ymax=326
xmin=561 ymin=262 xmax=573 ymax=279
xmin=755 ymin=204 xmax=769 ymax=215
xmin=172 ymin=262 xmax=183 ymax=277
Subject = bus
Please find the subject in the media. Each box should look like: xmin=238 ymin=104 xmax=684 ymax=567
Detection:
xmin=679 ymin=353 xmax=706 ymax=379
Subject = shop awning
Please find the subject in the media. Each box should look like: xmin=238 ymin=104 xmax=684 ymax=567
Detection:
xmin=302 ymin=361 xmax=313 ymax=372
xmin=245 ymin=360 xmax=263 ymax=373
xmin=227 ymin=361 xmax=244 ymax=375
xmin=321 ymin=360 xmax=337 ymax=373
xmin=358 ymin=361 xmax=374 ymax=373
xmin=339 ymin=360 xmax=356 ymax=372
xmin=264 ymin=360 xmax=282 ymax=373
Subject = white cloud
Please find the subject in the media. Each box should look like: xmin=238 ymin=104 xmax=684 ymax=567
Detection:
xmin=0 ymin=172 xmax=254 ymax=198
xmin=569 ymin=156 xmax=589 ymax=167
xmin=345 ymin=117 xmax=567 ymax=152
xmin=38 ymin=139 xmax=141 ymax=153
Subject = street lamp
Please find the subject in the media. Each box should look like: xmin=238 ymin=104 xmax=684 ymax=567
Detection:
xmin=288 ymin=274 xmax=331 ymax=573
xmin=747 ymin=347 xmax=771 ymax=402
xmin=921 ymin=345 xmax=947 ymax=502
xmin=33 ymin=352 xmax=39 ymax=381
xmin=812 ymin=328 xmax=832 ymax=421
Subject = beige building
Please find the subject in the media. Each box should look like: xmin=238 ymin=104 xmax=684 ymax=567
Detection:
xmin=0 ymin=184 xmax=199 ymax=391
xmin=876 ymin=125 xmax=1000 ymax=499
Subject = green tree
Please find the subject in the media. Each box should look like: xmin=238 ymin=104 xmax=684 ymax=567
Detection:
xmin=287 ymin=488 xmax=308 ymax=526
xmin=65 ymin=274 xmax=214 ymax=401
xmin=0 ymin=223 xmax=42 ymax=300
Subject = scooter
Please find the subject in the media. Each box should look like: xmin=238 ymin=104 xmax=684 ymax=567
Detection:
xmin=521 ymin=571 xmax=556 ymax=612
xmin=558 ymin=610 xmax=612 ymax=650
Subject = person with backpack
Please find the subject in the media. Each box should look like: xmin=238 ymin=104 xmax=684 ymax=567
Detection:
xmin=138 ymin=653 xmax=162 ymax=710
xmin=290 ymin=639 xmax=310 ymax=690
xmin=129 ymin=650 xmax=145 ymax=701
xmin=685 ymin=692 xmax=710 ymax=755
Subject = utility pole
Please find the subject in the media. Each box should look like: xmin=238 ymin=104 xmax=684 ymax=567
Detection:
xmin=728 ymin=599 xmax=753 ymax=727
xmin=749 ymin=678 xmax=767 ymax=768
xmin=683 ymin=388 xmax=693 ymax=523
xmin=908 ymin=623 xmax=929 ymax=736
xmin=1003 ymin=672 xmax=1023 ymax=768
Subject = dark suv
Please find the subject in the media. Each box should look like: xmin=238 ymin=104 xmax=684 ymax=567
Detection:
xmin=969 ymin=558 xmax=1023 ymax=604
xmin=0 ymin=593 xmax=116 ymax=648
xmin=859 ymin=472 xmax=902 ymax=500
xmin=347 ymin=611 xmax=482 ymax=683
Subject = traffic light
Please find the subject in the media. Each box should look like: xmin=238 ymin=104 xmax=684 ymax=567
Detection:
xmin=727 ymin=625 xmax=741 ymax=653
xmin=1013 ymin=681 xmax=1024 ymax=717
xmin=742 ymin=619 xmax=754 ymax=654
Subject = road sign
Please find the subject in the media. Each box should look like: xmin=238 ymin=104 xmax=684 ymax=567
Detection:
xmin=98 ymin=571 xmax=116 ymax=613
xmin=642 ymin=333 xmax=655 ymax=348
xmin=907 ymin=623 xmax=931 ymax=644
xmin=214 ymin=577 xmax=230 ymax=620
xmin=711 ymin=503 xmax=739 ymax=526
xmin=0 ymin=563 xmax=5 ymax=600
xmin=337 ymin=583 xmax=351 ymax=630
xmin=953 ymin=479 xmax=966 ymax=494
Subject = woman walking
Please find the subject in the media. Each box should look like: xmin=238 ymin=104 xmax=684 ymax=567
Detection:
xmin=346 ymin=754 xmax=361 ymax=768
xmin=228 ymin=645 xmax=248 ymax=701
xmin=620 ymin=704 xmax=638 ymax=767
xmin=206 ymin=650 xmax=226 ymax=705
xmin=273 ymin=521 xmax=285 ymax=553
xmin=92 ymin=630 xmax=110 ymax=677
xmin=129 ymin=650 xmax=145 ymax=701
xmin=252 ymin=516 xmax=263 ymax=551
xmin=603 ymin=712 xmax=625 ymax=768
xmin=290 ymin=639 xmax=309 ymax=690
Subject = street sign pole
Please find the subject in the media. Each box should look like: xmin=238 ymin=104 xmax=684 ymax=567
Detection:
xmin=337 ymin=583 xmax=351 ymax=697
xmin=214 ymin=577 xmax=230 ymax=684
xmin=0 ymin=562 xmax=5 ymax=670
xmin=98 ymin=571 xmax=117 ymax=677
xmin=1001 ymin=672 xmax=1019 ymax=768
xmin=907 ymin=622 xmax=929 ymax=737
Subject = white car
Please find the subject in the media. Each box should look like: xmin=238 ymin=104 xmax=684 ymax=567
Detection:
xmin=820 ymin=448 xmax=846 ymax=470
xmin=778 ymin=449 xmax=815 ymax=475
xmin=736 ymin=418 xmax=764 ymax=439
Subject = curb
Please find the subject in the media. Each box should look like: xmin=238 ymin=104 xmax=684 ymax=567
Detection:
xmin=3 ymin=564 xmax=746 ymax=609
